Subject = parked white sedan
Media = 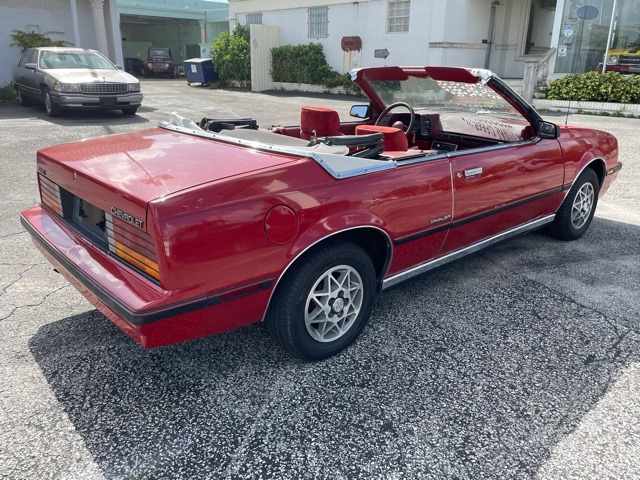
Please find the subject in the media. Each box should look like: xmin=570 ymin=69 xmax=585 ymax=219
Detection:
xmin=11 ymin=47 xmax=142 ymax=117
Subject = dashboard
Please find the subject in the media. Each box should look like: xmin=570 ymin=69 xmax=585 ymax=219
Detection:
xmin=385 ymin=110 xmax=531 ymax=151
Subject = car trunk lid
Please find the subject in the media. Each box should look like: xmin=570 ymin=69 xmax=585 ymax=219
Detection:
xmin=36 ymin=127 xmax=295 ymax=232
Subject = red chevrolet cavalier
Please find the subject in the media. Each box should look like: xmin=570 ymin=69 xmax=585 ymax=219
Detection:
xmin=21 ymin=66 xmax=622 ymax=360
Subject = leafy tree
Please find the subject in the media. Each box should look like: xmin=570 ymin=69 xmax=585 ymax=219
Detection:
xmin=210 ymin=25 xmax=250 ymax=82
xmin=10 ymin=29 xmax=73 ymax=53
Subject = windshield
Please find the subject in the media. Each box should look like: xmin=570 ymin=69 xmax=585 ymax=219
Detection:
xmin=39 ymin=51 xmax=116 ymax=70
xmin=370 ymin=77 xmax=518 ymax=115
xmin=149 ymin=49 xmax=170 ymax=58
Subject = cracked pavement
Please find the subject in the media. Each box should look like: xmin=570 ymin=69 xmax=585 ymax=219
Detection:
xmin=0 ymin=81 xmax=638 ymax=479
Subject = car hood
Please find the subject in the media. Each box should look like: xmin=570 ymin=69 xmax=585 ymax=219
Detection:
xmin=36 ymin=127 xmax=295 ymax=205
xmin=44 ymin=68 xmax=138 ymax=83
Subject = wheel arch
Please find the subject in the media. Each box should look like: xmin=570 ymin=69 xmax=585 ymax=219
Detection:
xmin=573 ymin=156 xmax=606 ymax=188
xmin=261 ymin=225 xmax=393 ymax=322
xmin=558 ymin=156 xmax=607 ymax=203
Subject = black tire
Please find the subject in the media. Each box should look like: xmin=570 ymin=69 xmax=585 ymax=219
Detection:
xmin=122 ymin=107 xmax=138 ymax=115
xmin=547 ymin=167 xmax=599 ymax=240
xmin=43 ymin=87 xmax=61 ymax=117
xmin=266 ymin=239 xmax=377 ymax=361
xmin=16 ymin=87 xmax=32 ymax=106
xmin=143 ymin=70 xmax=150 ymax=78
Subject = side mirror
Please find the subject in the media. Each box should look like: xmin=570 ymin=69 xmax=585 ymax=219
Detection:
xmin=25 ymin=63 xmax=37 ymax=71
xmin=350 ymin=104 xmax=370 ymax=119
xmin=538 ymin=121 xmax=559 ymax=139
xmin=115 ymin=64 xmax=124 ymax=70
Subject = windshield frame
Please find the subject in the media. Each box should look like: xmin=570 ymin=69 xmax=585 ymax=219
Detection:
xmin=351 ymin=66 xmax=541 ymax=133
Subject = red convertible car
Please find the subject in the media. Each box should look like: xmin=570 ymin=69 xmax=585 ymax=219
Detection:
xmin=21 ymin=66 xmax=622 ymax=360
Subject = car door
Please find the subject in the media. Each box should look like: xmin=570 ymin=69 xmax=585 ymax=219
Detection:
xmin=440 ymin=138 xmax=565 ymax=255
xmin=22 ymin=49 xmax=42 ymax=98
xmin=13 ymin=49 xmax=34 ymax=91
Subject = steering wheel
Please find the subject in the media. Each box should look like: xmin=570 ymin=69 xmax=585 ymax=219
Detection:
xmin=374 ymin=102 xmax=415 ymax=134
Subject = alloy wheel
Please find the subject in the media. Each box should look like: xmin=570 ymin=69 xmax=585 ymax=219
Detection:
xmin=304 ymin=265 xmax=364 ymax=343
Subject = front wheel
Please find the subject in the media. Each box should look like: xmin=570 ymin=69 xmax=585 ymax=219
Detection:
xmin=43 ymin=88 xmax=61 ymax=117
xmin=266 ymin=240 xmax=377 ymax=360
xmin=547 ymin=167 xmax=599 ymax=240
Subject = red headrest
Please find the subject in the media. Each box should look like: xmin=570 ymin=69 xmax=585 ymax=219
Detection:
xmin=300 ymin=106 xmax=341 ymax=139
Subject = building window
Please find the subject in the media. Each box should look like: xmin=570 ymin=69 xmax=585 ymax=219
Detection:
xmin=308 ymin=6 xmax=328 ymax=38
xmin=387 ymin=1 xmax=410 ymax=33
xmin=246 ymin=13 xmax=262 ymax=25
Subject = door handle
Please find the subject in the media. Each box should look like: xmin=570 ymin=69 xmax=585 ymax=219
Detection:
xmin=464 ymin=167 xmax=483 ymax=177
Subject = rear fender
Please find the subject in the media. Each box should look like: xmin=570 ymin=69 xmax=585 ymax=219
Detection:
xmin=261 ymin=213 xmax=393 ymax=321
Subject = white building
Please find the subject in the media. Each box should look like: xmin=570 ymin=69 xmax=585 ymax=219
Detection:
xmin=1 ymin=0 xmax=229 ymax=86
xmin=229 ymin=0 xmax=640 ymax=84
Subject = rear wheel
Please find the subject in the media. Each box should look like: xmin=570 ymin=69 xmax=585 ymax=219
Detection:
xmin=121 ymin=107 xmax=138 ymax=115
xmin=547 ymin=167 xmax=599 ymax=240
xmin=16 ymin=87 xmax=32 ymax=106
xmin=266 ymin=240 xmax=377 ymax=360
xmin=43 ymin=87 xmax=61 ymax=117
xmin=143 ymin=69 xmax=150 ymax=78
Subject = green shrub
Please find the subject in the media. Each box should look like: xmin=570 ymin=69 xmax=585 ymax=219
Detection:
xmin=271 ymin=43 xmax=362 ymax=95
xmin=272 ymin=44 xmax=333 ymax=84
xmin=546 ymin=71 xmax=640 ymax=103
xmin=0 ymin=84 xmax=17 ymax=102
xmin=10 ymin=29 xmax=72 ymax=52
xmin=210 ymin=25 xmax=250 ymax=83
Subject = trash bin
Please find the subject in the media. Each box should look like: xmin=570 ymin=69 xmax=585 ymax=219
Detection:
xmin=183 ymin=58 xmax=218 ymax=86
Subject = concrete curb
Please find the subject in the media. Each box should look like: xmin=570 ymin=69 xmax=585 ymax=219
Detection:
xmin=273 ymin=81 xmax=348 ymax=95
xmin=533 ymin=99 xmax=640 ymax=115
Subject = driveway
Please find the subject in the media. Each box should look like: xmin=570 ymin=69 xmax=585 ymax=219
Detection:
xmin=1 ymin=79 xmax=638 ymax=479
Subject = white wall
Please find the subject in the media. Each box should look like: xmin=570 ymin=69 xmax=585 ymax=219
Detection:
xmin=231 ymin=0 xmax=535 ymax=78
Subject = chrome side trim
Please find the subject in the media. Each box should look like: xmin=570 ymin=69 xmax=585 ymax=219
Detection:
xmin=260 ymin=225 xmax=394 ymax=322
xmin=381 ymin=214 xmax=555 ymax=290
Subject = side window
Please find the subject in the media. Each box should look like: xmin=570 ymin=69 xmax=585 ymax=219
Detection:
xmin=28 ymin=50 xmax=38 ymax=65
xmin=19 ymin=49 xmax=33 ymax=67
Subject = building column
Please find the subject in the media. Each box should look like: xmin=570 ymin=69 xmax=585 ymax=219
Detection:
xmin=199 ymin=20 xmax=206 ymax=44
xmin=69 ymin=0 xmax=81 ymax=47
xmin=89 ymin=0 xmax=109 ymax=55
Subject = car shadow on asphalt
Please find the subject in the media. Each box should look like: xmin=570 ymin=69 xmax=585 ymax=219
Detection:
xmin=0 ymin=102 xmax=154 ymax=125
xmin=28 ymin=218 xmax=640 ymax=478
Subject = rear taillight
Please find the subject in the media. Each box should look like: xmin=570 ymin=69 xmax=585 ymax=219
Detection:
xmin=38 ymin=174 xmax=63 ymax=216
xmin=105 ymin=213 xmax=160 ymax=281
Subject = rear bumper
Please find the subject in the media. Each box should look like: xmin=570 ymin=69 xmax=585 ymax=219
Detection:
xmin=50 ymin=91 xmax=143 ymax=109
xmin=21 ymin=206 xmax=270 ymax=347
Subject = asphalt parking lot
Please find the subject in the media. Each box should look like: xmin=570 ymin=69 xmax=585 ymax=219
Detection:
xmin=1 ymin=79 xmax=639 ymax=480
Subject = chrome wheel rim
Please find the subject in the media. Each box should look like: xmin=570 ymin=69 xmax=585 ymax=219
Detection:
xmin=571 ymin=183 xmax=594 ymax=229
xmin=304 ymin=265 xmax=363 ymax=343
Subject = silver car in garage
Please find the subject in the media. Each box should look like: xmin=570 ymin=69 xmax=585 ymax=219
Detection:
xmin=12 ymin=47 xmax=143 ymax=117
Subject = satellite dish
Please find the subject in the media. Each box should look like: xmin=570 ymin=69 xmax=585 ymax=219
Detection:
xmin=577 ymin=5 xmax=599 ymax=21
